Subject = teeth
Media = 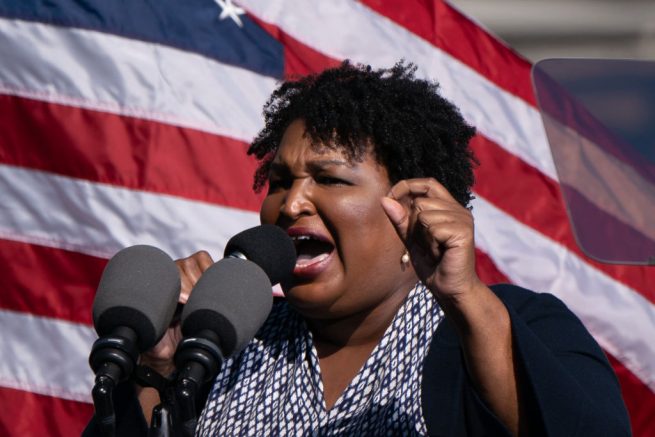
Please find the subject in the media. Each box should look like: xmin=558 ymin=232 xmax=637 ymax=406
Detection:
xmin=292 ymin=235 xmax=313 ymax=241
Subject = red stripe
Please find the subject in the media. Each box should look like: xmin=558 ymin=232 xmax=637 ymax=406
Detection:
xmin=471 ymin=134 xmax=655 ymax=304
xmin=250 ymin=14 xmax=342 ymax=77
xmin=359 ymin=0 xmax=536 ymax=105
xmin=0 ymin=387 xmax=93 ymax=437
xmin=0 ymin=94 xmax=264 ymax=212
xmin=0 ymin=239 xmax=104 ymax=325
xmin=475 ymin=248 xmax=511 ymax=284
xmin=607 ymin=354 xmax=655 ymax=437
xmin=0 ymin=239 xmax=512 ymax=325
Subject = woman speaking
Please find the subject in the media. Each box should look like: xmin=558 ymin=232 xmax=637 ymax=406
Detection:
xmin=86 ymin=61 xmax=630 ymax=436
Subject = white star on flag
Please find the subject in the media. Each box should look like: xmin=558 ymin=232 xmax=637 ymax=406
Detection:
xmin=215 ymin=0 xmax=245 ymax=27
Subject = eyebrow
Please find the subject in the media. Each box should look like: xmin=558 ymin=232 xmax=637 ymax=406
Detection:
xmin=307 ymin=159 xmax=351 ymax=170
xmin=269 ymin=159 xmax=351 ymax=174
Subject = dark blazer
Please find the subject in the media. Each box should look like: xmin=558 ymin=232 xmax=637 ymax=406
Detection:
xmin=421 ymin=283 xmax=632 ymax=436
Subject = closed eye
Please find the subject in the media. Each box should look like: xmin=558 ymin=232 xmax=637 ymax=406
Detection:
xmin=267 ymin=177 xmax=292 ymax=193
xmin=315 ymin=175 xmax=350 ymax=186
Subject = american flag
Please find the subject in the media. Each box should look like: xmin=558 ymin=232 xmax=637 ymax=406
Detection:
xmin=0 ymin=1 xmax=653 ymax=435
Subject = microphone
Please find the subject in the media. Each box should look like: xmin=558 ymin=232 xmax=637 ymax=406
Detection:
xmin=89 ymin=245 xmax=180 ymax=436
xmin=179 ymin=224 xmax=296 ymax=366
xmin=223 ymin=223 xmax=296 ymax=285
xmin=172 ymin=225 xmax=295 ymax=434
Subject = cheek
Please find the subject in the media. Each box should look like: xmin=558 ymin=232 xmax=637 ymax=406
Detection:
xmin=341 ymin=193 xmax=390 ymax=229
xmin=337 ymin=197 xmax=401 ymax=254
xmin=337 ymin=197 xmax=377 ymax=226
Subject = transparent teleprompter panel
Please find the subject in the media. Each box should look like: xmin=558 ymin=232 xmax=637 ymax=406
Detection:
xmin=532 ymin=59 xmax=655 ymax=265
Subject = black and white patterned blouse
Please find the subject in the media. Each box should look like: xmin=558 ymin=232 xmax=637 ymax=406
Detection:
xmin=196 ymin=283 xmax=443 ymax=436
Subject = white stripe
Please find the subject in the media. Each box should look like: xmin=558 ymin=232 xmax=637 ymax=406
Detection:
xmin=0 ymin=18 xmax=277 ymax=142
xmin=0 ymin=309 xmax=95 ymax=403
xmin=472 ymin=194 xmax=655 ymax=392
xmin=0 ymin=164 xmax=260 ymax=260
xmin=237 ymin=0 xmax=557 ymax=181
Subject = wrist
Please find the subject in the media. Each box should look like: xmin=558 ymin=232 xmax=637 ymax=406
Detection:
xmin=438 ymin=281 xmax=506 ymax=335
xmin=435 ymin=277 xmax=487 ymax=310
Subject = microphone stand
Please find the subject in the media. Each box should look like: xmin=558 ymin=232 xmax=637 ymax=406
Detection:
xmin=149 ymin=403 xmax=174 ymax=437
xmin=174 ymin=331 xmax=224 ymax=437
xmin=89 ymin=327 xmax=139 ymax=437
xmin=132 ymin=330 xmax=222 ymax=437
xmin=132 ymin=365 xmax=175 ymax=437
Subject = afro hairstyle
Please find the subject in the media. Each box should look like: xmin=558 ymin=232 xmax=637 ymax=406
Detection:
xmin=248 ymin=60 xmax=478 ymax=207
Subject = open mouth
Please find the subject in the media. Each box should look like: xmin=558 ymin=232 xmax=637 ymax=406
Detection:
xmin=291 ymin=234 xmax=335 ymax=268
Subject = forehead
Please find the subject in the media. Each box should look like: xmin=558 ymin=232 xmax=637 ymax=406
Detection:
xmin=273 ymin=119 xmax=362 ymax=165
xmin=270 ymin=119 xmax=390 ymax=183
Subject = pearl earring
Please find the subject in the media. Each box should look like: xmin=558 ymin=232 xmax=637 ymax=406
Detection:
xmin=401 ymin=251 xmax=410 ymax=264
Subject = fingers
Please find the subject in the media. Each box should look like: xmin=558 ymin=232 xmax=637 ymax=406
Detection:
xmin=381 ymin=196 xmax=410 ymax=240
xmin=387 ymin=178 xmax=459 ymax=205
xmin=415 ymin=209 xmax=474 ymax=250
xmin=176 ymin=250 xmax=214 ymax=304
xmin=384 ymin=178 xmax=479 ymax=298
xmin=383 ymin=178 xmax=468 ymax=239
xmin=382 ymin=178 xmax=473 ymax=259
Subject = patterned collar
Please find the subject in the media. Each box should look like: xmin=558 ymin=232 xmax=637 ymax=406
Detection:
xmin=197 ymin=283 xmax=443 ymax=436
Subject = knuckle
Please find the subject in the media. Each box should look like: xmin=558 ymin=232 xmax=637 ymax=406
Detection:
xmin=194 ymin=250 xmax=213 ymax=264
xmin=416 ymin=210 xmax=431 ymax=227
xmin=176 ymin=251 xmax=210 ymax=272
xmin=413 ymin=198 xmax=427 ymax=211
xmin=177 ymin=256 xmax=196 ymax=269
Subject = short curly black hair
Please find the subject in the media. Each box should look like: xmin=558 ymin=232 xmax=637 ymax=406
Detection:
xmin=248 ymin=60 xmax=478 ymax=207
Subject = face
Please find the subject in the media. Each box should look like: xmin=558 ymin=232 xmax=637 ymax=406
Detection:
xmin=260 ymin=119 xmax=416 ymax=319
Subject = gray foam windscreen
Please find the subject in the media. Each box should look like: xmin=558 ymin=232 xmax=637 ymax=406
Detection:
xmin=92 ymin=245 xmax=181 ymax=351
xmin=180 ymin=258 xmax=273 ymax=357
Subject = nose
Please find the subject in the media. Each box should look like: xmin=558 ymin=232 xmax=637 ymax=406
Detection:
xmin=280 ymin=179 xmax=315 ymax=219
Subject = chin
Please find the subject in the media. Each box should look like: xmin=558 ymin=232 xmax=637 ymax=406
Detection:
xmin=282 ymin=281 xmax=341 ymax=318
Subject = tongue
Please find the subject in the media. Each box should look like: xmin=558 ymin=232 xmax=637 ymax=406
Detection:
xmin=295 ymin=240 xmax=332 ymax=266
xmin=296 ymin=252 xmax=329 ymax=267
